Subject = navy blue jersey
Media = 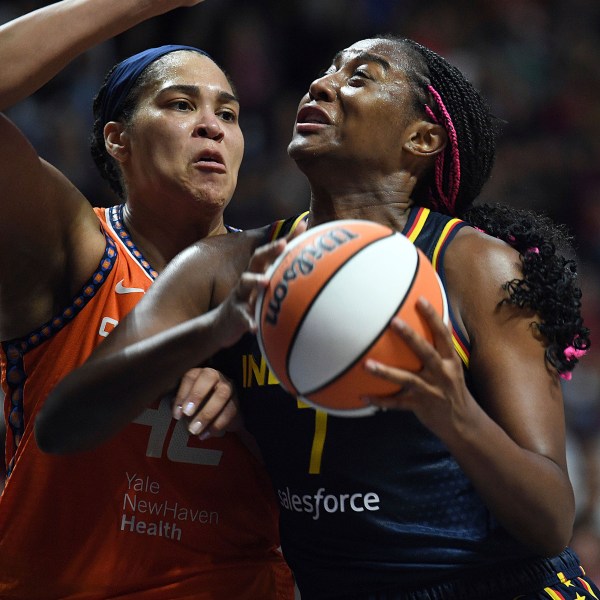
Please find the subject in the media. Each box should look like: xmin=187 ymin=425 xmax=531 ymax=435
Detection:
xmin=213 ymin=208 xmax=556 ymax=597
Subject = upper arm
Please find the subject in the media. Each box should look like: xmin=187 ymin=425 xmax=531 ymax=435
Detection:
xmin=90 ymin=229 xmax=268 ymax=360
xmin=0 ymin=113 xmax=104 ymax=337
xmin=34 ymin=229 xmax=267 ymax=453
xmin=87 ymin=245 xmax=218 ymax=365
xmin=0 ymin=114 xmax=79 ymax=248
xmin=446 ymin=230 xmax=567 ymax=468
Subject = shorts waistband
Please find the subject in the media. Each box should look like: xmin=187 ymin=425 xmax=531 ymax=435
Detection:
xmin=365 ymin=548 xmax=584 ymax=600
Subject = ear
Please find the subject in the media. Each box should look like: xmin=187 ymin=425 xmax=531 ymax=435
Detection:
xmin=403 ymin=121 xmax=447 ymax=158
xmin=104 ymin=121 xmax=129 ymax=163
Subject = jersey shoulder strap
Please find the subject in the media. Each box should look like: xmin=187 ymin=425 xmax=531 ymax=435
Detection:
xmin=403 ymin=206 xmax=471 ymax=368
xmin=267 ymin=212 xmax=309 ymax=241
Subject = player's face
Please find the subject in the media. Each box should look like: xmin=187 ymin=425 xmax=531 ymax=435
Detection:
xmin=122 ymin=52 xmax=243 ymax=212
xmin=288 ymin=39 xmax=418 ymax=172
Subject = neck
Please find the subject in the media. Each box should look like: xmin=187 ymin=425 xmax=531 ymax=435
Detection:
xmin=306 ymin=183 xmax=415 ymax=232
xmin=299 ymin=160 xmax=418 ymax=231
xmin=121 ymin=202 xmax=227 ymax=273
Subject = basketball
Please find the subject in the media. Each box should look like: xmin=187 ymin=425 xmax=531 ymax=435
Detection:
xmin=255 ymin=219 xmax=448 ymax=416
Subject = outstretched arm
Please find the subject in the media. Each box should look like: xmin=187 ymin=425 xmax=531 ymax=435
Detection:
xmin=34 ymin=229 xmax=285 ymax=454
xmin=0 ymin=0 xmax=206 ymax=110
xmin=0 ymin=0 xmax=207 ymax=339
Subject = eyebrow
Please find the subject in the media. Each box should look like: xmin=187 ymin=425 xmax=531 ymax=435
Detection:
xmin=158 ymin=84 xmax=239 ymax=105
xmin=332 ymin=51 xmax=391 ymax=73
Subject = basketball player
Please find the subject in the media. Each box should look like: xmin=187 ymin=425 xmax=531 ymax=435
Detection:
xmin=38 ymin=35 xmax=599 ymax=599
xmin=0 ymin=0 xmax=294 ymax=598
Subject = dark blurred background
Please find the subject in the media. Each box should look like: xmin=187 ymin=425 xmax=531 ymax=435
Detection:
xmin=3 ymin=0 xmax=600 ymax=574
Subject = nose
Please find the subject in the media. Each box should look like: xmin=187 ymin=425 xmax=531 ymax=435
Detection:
xmin=308 ymin=73 xmax=338 ymax=102
xmin=194 ymin=113 xmax=224 ymax=142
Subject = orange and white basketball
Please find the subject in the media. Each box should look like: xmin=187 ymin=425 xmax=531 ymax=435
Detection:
xmin=255 ymin=219 xmax=448 ymax=416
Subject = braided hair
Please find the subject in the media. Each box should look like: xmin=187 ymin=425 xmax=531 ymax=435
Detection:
xmin=385 ymin=35 xmax=590 ymax=377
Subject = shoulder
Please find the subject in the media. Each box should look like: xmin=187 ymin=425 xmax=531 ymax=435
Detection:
xmin=443 ymin=226 xmax=526 ymax=335
xmin=147 ymin=225 xmax=273 ymax=312
xmin=174 ymin=225 xmax=272 ymax=272
xmin=448 ymin=226 xmax=522 ymax=282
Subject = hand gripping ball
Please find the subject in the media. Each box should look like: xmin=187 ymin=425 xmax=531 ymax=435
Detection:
xmin=255 ymin=219 xmax=448 ymax=416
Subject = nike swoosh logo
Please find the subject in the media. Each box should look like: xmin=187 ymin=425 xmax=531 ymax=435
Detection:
xmin=115 ymin=279 xmax=145 ymax=295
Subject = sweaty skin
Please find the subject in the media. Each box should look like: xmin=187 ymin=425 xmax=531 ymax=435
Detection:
xmin=39 ymin=38 xmax=574 ymax=564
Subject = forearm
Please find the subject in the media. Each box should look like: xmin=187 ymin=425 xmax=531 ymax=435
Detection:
xmin=441 ymin=402 xmax=574 ymax=557
xmin=35 ymin=306 xmax=227 ymax=455
xmin=35 ymin=231 xmax=274 ymax=455
xmin=0 ymin=0 xmax=182 ymax=109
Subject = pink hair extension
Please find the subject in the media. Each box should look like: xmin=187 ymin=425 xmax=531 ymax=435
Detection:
xmin=527 ymin=246 xmax=540 ymax=254
xmin=564 ymin=345 xmax=587 ymax=360
xmin=424 ymin=104 xmax=447 ymax=211
xmin=560 ymin=340 xmax=589 ymax=378
xmin=424 ymin=85 xmax=461 ymax=214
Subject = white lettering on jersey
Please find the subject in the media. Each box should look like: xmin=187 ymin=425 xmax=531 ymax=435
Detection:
xmin=277 ymin=486 xmax=380 ymax=520
xmin=99 ymin=316 xmax=119 ymax=337
xmin=133 ymin=397 xmax=223 ymax=466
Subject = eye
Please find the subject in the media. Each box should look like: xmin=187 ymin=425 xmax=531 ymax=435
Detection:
xmin=348 ymin=68 xmax=371 ymax=85
xmin=170 ymin=99 xmax=193 ymax=111
xmin=218 ymin=109 xmax=238 ymax=123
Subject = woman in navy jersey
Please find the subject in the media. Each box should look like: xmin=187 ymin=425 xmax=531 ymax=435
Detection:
xmin=39 ymin=34 xmax=598 ymax=600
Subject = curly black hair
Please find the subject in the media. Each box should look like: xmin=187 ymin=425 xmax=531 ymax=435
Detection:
xmin=464 ymin=204 xmax=589 ymax=376
xmin=385 ymin=35 xmax=590 ymax=377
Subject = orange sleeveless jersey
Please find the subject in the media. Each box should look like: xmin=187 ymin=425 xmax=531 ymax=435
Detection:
xmin=0 ymin=206 xmax=294 ymax=599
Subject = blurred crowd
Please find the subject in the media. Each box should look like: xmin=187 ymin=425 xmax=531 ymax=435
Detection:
xmin=2 ymin=0 xmax=600 ymax=577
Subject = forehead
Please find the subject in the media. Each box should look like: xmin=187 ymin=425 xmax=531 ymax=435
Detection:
xmin=147 ymin=51 xmax=234 ymax=95
xmin=334 ymin=39 xmax=408 ymax=72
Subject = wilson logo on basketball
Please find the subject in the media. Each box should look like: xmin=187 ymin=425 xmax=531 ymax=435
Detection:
xmin=264 ymin=227 xmax=358 ymax=326
xmin=255 ymin=219 xmax=449 ymax=417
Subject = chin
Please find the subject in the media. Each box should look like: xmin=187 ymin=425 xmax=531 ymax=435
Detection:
xmin=288 ymin=137 xmax=324 ymax=163
xmin=194 ymin=194 xmax=227 ymax=210
xmin=189 ymin=183 xmax=231 ymax=207
xmin=287 ymin=137 xmax=302 ymax=160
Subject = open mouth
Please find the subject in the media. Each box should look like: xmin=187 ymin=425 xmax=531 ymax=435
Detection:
xmin=193 ymin=151 xmax=226 ymax=172
xmin=296 ymin=105 xmax=331 ymax=126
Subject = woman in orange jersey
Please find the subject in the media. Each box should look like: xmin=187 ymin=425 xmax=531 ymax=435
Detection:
xmin=0 ymin=1 xmax=294 ymax=598
xmin=38 ymin=35 xmax=600 ymax=600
